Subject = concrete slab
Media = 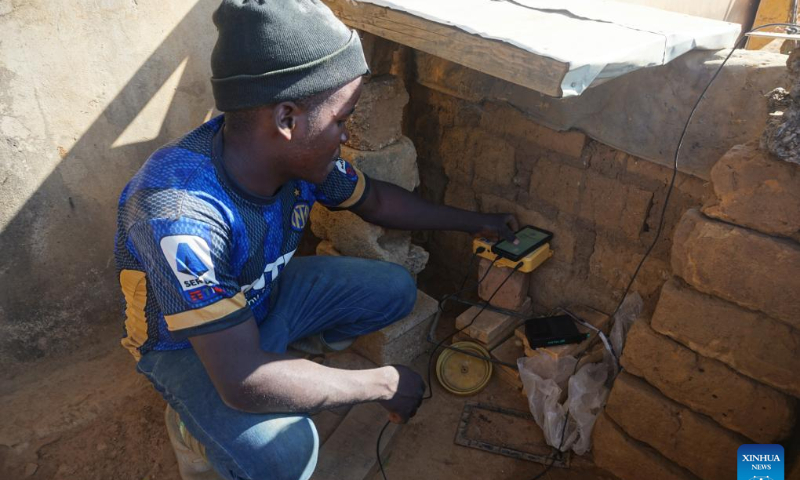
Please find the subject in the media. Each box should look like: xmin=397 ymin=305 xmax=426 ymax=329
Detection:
xmin=352 ymin=290 xmax=439 ymax=365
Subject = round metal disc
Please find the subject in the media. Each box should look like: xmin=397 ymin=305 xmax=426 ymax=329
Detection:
xmin=436 ymin=341 xmax=493 ymax=396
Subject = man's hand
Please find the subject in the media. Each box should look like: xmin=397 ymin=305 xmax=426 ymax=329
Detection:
xmin=471 ymin=212 xmax=519 ymax=243
xmin=378 ymin=365 xmax=426 ymax=424
xmin=353 ymin=180 xmax=520 ymax=243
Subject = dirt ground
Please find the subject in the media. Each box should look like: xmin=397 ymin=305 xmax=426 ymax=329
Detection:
xmin=0 ymin=310 xmax=616 ymax=480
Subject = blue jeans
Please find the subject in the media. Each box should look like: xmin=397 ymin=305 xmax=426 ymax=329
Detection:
xmin=137 ymin=256 xmax=417 ymax=480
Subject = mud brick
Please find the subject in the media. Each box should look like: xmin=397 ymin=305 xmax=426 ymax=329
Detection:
xmin=477 ymin=258 xmax=530 ymax=310
xmin=345 ymin=75 xmax=408 ymax=151
xmin=579 ymin=170 xmax=653 ymax=239
xmin=352 ymin=290 xmax=437 ymax=365
xmin=703 ymin=142 xmax=800 ymax=240
xmin=606 ymin=372 xmax=746 ymax=480
xmin=671 ymin=209 xmax=800 ymax=329
xmin=652 ymin=279 xmax=800 ymax=398
xmin=529 ymin=157 xmax=583 ymax=215
xmin=490 ymin=336 xmax=525 ymax=390
xmin=479 ymin=102 xmax=587 ymax=158
xmin=455 ymin=297 xmax=530 ymax=346
xmin=414 ymin=51 xmax=497 ymax=103
xmin=439 ymin=127 xmax=516 ymax=189
xmin=592 ymin=413 xmax=700 ymax=480
xmin=621 ymin=321 xmax=796 ymax=443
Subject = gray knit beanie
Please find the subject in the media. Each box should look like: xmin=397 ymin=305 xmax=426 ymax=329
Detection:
xmin=210 ymin=0 xmax=369 ymax=111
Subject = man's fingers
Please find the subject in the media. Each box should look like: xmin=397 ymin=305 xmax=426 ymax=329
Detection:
xmin=506 ymin=214 xmax=520 ymax=232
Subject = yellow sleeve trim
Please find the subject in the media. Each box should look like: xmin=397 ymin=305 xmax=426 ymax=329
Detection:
xmin=165 ymin=292 xmax=247 ymax=332
xmin=336 ymin=168 xmax=366 ymax=209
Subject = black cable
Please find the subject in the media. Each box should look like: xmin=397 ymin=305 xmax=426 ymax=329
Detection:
xmin=424 ymin=260 xmax=524 ymax=401
xmin=377 ymin=420 xmax=391 ymax=480
xmin=377 ymin=254 xmax=520 ymax=478
xmin=609 ymin=22 xmax=797 ymax=318
xmin=378 ymin=23 xmax=798 ymax=480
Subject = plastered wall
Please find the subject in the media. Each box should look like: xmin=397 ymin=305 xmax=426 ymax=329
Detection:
xmin=0 ymin=0 xmax=218 ymax=365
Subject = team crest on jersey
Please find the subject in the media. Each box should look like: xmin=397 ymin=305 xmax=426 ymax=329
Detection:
xmin=336 ymin=158 xmax=358 ymax=182
xmin=160 ymin=235 xmax=218 ymax=293
xmin=291 ymin=202 xmax=310 ymax=232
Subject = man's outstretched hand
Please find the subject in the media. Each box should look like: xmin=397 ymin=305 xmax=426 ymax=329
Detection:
xmin=472 ymin=212 xmax=519 ymax=244
xmin=379 ymin=365 xmax=426 ymax=424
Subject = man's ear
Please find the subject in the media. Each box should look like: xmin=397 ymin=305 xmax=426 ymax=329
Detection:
xmin=274 ymin=101 xmax=300 ymax=141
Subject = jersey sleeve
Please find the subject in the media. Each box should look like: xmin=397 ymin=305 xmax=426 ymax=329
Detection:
xmin=310 ymin=157 xmax=371 ymax=210
xmin=126 ymin=216 xmax=250 ymax=341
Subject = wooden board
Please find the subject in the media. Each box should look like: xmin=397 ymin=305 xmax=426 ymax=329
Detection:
xmin=747 ymin=0 xmax=793 ymax=50
xmin=323 ymin=0 xmax=569 ymax=97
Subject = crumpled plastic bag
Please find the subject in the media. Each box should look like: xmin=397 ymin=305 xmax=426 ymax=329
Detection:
xmin=518 ymin=293 xmax=642 ymax=454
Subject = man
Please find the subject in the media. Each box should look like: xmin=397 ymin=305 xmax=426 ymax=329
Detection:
xmin=115 ymin=1 xmax=517 ymax=479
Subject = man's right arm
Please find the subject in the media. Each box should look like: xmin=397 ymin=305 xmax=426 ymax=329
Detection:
xmin=189 ymin=315 xmax=425 ymax=422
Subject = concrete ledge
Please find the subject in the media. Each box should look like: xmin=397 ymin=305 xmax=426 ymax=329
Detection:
xmin=352 ymin=290 xmax=438 ymax=365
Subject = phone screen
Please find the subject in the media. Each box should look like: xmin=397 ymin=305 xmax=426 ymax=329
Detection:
xmin=494 ymin=227 xmax=550 ymax=257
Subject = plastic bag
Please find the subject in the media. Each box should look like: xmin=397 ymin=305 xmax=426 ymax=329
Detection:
xmin=518 ymin=293 xmax=643 ymax=454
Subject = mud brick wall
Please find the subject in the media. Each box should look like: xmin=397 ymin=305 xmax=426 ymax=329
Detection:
xmin=593 ymin=142 xmax=800 ymax=480
xmin=405 ymin=52 xmax=707 ymax=314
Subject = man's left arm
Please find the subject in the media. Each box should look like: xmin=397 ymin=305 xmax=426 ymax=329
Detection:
xmin=352 ymin=178 xmax=519 ymax=242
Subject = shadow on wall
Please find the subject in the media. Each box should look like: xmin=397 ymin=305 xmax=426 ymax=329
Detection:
xmin=0 ymin=0 xmax=220 ymax=366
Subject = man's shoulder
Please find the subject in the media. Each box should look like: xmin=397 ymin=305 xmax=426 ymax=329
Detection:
xmin=119 ymin=117 xmax=230 ymax=229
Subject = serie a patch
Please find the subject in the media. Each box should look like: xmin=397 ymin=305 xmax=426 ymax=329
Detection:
xmin=738 ymin=444 xmax=784 ymax=480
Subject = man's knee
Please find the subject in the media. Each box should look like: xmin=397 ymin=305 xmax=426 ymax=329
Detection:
xmin=229 ymin=416 xmax=319 ymax=480
xmin=384 ymin=262 xmax=417 ymax=319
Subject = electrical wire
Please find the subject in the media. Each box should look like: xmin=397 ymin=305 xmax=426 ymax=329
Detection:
xmin=376 ymin=23 xmax=798 ymax=480
xmin=525 ymin=23 xmax=799 ymax=480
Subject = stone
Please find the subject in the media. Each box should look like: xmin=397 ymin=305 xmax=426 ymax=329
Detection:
xmin=621 ymin=321 xmax=797 ymax=443
xmin=341 ymin=136 xmax=419 ymax=191
xmin=606 ymin=372 xmax=746 ymax=480
xmin=579 ymin=170 xmax=653 ymax=239
xmin=455 ymin=297 xmax=531 ymax=346
xmin=671 ymin=209 xmax=800 ymax=330
xmin=528 ymin=157 xmax=583 ymax=215
xmin=345 ymin=75 xmax=408 ymax=151
xmin=479 ymin=102 xmax=587 ymax=159
xmin=703 ymin=142 xmax=800 ymax=240
xmin=403 ymin=244 xmax=429 ymax=277
xmin=762 ymin=49 xmax=800 ymax=165
xmin=315 ymin=240 xmax=341 ymax=257
xmin=477 ymin=258 xmax=531 ymax=311
xmin=490 ymin=336 xmax=525 ymax=390
xmin=351 ymin=290 xmax=438 ymax=365
xmin=310 ymin=206 xmax=411 ymax=266
xmin=592 ymin=412 xmax=699 ymax=480
xmin=651 ymin=279 xmax=800 ymax=398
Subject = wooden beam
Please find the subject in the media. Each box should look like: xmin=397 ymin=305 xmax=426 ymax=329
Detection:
xmin=323 ymin=0 xmax=569 ymax=97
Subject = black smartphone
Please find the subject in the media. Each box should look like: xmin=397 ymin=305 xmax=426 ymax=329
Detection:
xmin=491 ymin=225 xmax=553 ymax=261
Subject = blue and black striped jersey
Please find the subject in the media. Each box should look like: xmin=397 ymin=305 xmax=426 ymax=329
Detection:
xmin=115 ymin=116 xmax=369 ymax=360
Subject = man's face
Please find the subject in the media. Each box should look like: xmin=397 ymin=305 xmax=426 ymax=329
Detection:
xmin=291 ymin=78 xmax=363 ymax=184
